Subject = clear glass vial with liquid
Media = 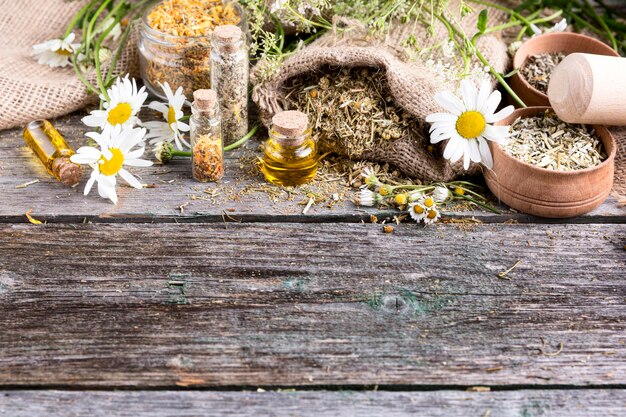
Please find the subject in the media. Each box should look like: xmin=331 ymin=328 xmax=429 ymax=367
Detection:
xmin=23 ymin=119 xmax=82 ymax=185
xmin=261 ymin=110 xmax=318 ymax=186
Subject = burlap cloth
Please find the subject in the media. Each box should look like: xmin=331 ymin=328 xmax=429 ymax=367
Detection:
xmin=0 ymin=0 xmax=138 ymax=132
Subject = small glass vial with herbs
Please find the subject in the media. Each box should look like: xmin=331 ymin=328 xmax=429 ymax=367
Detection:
xmin=210 ymin=24 xmax=248 ymax=146
xmin=23 ymin=119 xmax=83 ymax=185
xmin=190 ymin=89 xmax=223 ymax=182
xmin=261 ymin=110 xmax=318 ymax=186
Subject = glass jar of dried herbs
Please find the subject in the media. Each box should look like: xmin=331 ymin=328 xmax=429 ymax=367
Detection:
xmin=210 ymin=24 xmax=249 ymax=146
xmin=190 ymin=89 xmax=224 ymax=182
xmin=138 ymin=0 xmax=246 ymax=100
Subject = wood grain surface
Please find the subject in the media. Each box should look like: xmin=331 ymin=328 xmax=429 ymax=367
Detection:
xmin=1 ymin=389 xmax=625 ymax=416
xmin=1 ymin=114 xmax=624 ymax=224
xmin=0 ymin=222 xmax=623 ymax=388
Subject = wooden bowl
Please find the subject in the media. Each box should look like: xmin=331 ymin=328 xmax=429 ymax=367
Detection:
xmin=484 ymin=107 xmax=616 ymax=218
xmin=510 ymin=32 xmax=619 ymax=107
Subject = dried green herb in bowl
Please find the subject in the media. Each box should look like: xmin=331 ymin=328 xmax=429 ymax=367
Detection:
xmin=504 ymin=111 xmax=605 ymax=171
xmin=520 ymin=52 xmax=566 ymax=94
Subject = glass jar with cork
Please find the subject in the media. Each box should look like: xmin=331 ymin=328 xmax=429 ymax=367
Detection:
xmin=138 ymin=0 xmax=247 ymax=100
xmin=210 ymin=24 xmax=249 ymax=146
xmin=190 ymin=89 xmax=224 ymax=182
xmin=261 ymin=110 xmax=318 ymax=186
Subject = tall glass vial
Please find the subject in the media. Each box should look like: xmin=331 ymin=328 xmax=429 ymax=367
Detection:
xmin=261 ymin=110 xmax=318 ymax=186
xmin=210 ymin=24 xmax=248 ymax=146
xmin=190 ymin=89 xmax=224 ymax=182
xmin=23 ymin=119 xmax=82 ymax=185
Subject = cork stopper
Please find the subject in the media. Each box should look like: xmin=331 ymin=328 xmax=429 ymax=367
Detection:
xmin=52 ymin=156 xmax=83 ymax=186
xmin=193 ymin=89 xmax=218 ymax=116
xmin=272 ymin=111 xmax=309 ymax=138
xmin=213 ymin=25 xmax=243 ymax=44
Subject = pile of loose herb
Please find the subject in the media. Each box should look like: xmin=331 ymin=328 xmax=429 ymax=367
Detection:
xmin=505 ymin=111 xmax=606 ymax=171
xmin=521 ymin=52 xmax=566 ymax=93
xmin=282 ymin=66 xmax=429 ymax=158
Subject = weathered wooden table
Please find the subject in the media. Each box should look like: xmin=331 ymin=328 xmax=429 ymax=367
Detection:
xmin=0 ymin=113 xmax=624 ymax=416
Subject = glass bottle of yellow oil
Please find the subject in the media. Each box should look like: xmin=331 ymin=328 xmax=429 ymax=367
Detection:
xmin=23 ymin=119 xmax=82 ymax=185
xmin=261 ymin=110 xmax=318 ymax=186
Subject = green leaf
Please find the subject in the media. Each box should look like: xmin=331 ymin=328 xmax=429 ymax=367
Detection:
xmin=477 ymin=9 xmax=488 ymax=33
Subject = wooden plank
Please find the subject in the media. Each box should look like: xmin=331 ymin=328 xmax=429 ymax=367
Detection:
xmin=1 ymin=389 xmax=625 ymax=416
xmin=0 ymin=222 xmax=624 ymax=388
xmin=1 ymin=114 xmax=624 ymax=223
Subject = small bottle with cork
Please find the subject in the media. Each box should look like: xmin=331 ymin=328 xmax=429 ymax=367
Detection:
xmin=210 ymin=24 xmax=248 ymax=146
xmin=261 ymin=110 xmax=318 ymax=186
xmin=23 ymin=119 xmax=83 ymax=185
xmin=190 ymin=89 xmax=223 ymax=182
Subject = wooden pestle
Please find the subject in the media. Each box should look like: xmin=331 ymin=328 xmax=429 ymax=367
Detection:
xmin=548 ymin=53 xmax=626 ymax=125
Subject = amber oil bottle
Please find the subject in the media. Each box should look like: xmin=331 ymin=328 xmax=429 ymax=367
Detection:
xmin=261 ymin=111 xmax=318 ymax=186
xmin=23 ymin=119 xmax=82 ymax=185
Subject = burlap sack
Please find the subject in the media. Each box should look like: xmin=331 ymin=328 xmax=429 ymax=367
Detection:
xmin=0 ymin=0 xmax=139 ymax=131
xmin=252 ymin=2 xmax=511 ymax=182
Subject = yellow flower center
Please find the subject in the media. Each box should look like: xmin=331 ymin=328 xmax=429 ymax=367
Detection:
xmin=454 ymin=187 xmax=465 ymax=195
xmin=99 ymin=148 xmax=124 ymax=176
xmin=56 ymin=48 xmax=73 ymax=56
xmin=456 ymin=111 xmax=486 ymax=139
xmin=167 ymin=106 xmax=177 ymax=127
xmin=413 ymin=205 xmax=425 ymax=214
xmin=423 ymin=197 xmax=434 ymax=208
xmin=107 ymin=102 xmax=133 ymax=126
xmin=427 ymin=209 xmax=438 ymax=219
xmin=395 ymin=194 xmax=407 ymax=205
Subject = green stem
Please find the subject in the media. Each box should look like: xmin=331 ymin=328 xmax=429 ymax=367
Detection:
xmin=284 ymin=3 xmax=333 ymax=30
xmin=453 ymin=191 xmax=501 ymax=214
xmin=582 ymin=0 xmax=618 ymax=51
xmin=71 ymin=55 xmax=100 ymax=95
xmin=63 ymin=0 xmax=101 ymax=38
xmin=475 ymin=47 xmax=526 ymax=107
xmin=85 ymin=0 xmax=114 ymax=57
xmin=105 ymin=17 xmax=133 ymax=85
xmin=171 ymin=150 xmax=191 ymax=158
xmin=224 ymin=125 xmax=259 ymax=152
xmin=485 ymin=10 xmax=563 ymax=34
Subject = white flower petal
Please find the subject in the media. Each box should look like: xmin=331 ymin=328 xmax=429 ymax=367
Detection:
xmin=125 ymin=158 xmax=153 ymax=167
xmin=118 ymin=168 xmax=143 ymax=189
xmin=481 ymin=90 xmax=502 ymax=118
xmin=460 ymin=79 xmax=478 ymax=110
xmin=434 ymin=91 xmax=465 ymax=115
xmin=485 ymin=105 xmax=514 ymax=123
xmin=84 ymin=169 xmax=98 ymax=196
xmin=478 ymin=137 xmax=493 ymax=169
xmin=476 ymin=78 xmax=491 ymax=112
xmin=468 ymin=138 xmax=481 ymax=162
xmin=482 ymin=124 xmax=510 ymax=144
xmin=426 ymin=112 xmax=458 ymax=124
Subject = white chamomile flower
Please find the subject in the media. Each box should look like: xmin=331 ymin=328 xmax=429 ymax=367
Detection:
xmin=82 ymin=75 xmax=148 ymax=131
xmin=408 ymin=202 xmax=427 ymax=222
xmin=545 ymin=18 xmax=567 ymax=33
xmin=144 ymin=82 xmax=190 ymax=150
xmin=70 ymin=127 xmax=152 ymax=204
xmin=409 ymin=190 xmax=424 ymax=202
xmin=426 ymin=78 xmax=514 ymax=170
xmin=270 ymin=0 xmax=288 ymax=13
xmin=356 ymin=188 xmax=382 ymax=207
xmin=97 ymin=17 xmax=123 ymax=42
xmin=32 ymin=33 xmax=80 ymax=68
xmin=361 ymin=167 xmax=381 ymax=188
xmin=432 ymin=186 xmax=450 ymax=203
xmin=423 ymin=206 xmax=441 ymax=224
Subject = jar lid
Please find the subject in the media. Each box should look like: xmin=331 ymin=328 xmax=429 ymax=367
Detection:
xmin=193 ymin=89 xmax=218 ymax=112
xmin=213 ymin=25 xmax=242 ymax=44
xmin=272 ymin=110 xmax=309 ymax=137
